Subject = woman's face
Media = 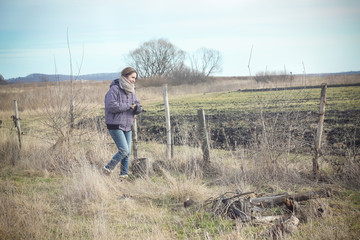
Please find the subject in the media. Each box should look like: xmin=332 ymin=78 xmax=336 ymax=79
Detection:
xmin=126 ymin=72 xmax=137 ymax=84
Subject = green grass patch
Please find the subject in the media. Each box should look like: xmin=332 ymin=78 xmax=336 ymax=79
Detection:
xmin=174 ymin=211 xmax=235 ymax=239
xmin=142 ymin=86 xmax=360 ymax=116
xmin=344 ymin=190 xmax=360 ymax=207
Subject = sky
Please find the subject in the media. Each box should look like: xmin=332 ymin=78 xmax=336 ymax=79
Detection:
xmin=0 ymin=0 xmax=359 ymax=80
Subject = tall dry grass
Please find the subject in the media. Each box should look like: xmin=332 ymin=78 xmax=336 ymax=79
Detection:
xmin=0 ymin=74 xmax=360 ymax=239
xmin=0 ymin=129 xmax=164 ymax=239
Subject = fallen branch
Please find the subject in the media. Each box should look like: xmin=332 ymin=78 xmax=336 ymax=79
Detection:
xmin=204 ymin=191 xmax=254 ymax=222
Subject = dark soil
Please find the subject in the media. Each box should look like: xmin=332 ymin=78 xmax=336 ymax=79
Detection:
xmin=78 ymin=109 xmax=360 ymax=155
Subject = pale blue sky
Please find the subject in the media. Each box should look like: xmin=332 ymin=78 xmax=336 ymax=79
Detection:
xmin=0 ymin=0 xmax=359 ymax=79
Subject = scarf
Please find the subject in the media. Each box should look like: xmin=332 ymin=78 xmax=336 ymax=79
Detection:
xmin=120 ymin=76 xmax=135 ymax=94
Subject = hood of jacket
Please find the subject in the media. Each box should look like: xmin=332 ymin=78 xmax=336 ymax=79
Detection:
xmin=110 ymin=78 xmax=123 ymax=89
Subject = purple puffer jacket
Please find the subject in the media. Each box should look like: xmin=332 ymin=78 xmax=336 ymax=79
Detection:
xmin=104 ymin=79 xmax=142 ymax=131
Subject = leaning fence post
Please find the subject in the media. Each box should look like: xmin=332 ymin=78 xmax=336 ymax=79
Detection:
xmin=197 ymin=109 xmax=211 ymax=163
xmin=313 ymin=83 xmax=327 ymax=179
xmin=162 ymin=84 xmax=171 ymax=160
xmin=13 ymin=100 xmax=22 ymax=150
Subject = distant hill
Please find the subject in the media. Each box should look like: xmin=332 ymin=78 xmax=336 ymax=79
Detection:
xmin=306 ymin=71 xmax=360 ymax=77
xmin=6 ymin=72 xmax=119 ymax=84
xmin=4 ymin=71 xmax=360 ymax=84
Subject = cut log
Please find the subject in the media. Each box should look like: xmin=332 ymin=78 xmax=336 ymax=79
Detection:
xmin=291 ymin=188 xmax=331 ymax=202
xmin=250 ymin=188 xmax=331 ymax=208
xmin=250 ymin=193 xmax=290 ymax=208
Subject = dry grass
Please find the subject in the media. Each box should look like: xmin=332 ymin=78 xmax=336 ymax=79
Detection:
xmin=1 ymin=130 xmax=359 ymax=239
xmin=0 ymin=74 xmax=360 ymax=239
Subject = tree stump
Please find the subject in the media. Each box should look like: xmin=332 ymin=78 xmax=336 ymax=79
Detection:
xmin=130 ymin=158 xmax=150 ymax=177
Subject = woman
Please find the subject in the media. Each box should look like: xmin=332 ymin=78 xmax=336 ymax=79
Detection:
xmin=103 ymin=67 xmax=142 ymax=179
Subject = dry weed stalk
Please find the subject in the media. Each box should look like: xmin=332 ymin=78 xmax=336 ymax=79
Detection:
xmin=39 ymin=31 xmax=96 ymax=151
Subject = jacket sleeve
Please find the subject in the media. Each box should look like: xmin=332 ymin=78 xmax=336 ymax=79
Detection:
xmin=105 ymin=86 xmax=131 ymax=113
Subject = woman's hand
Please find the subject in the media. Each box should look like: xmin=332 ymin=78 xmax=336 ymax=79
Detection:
xmin=130 ymin=104 xmax=136 ymax=110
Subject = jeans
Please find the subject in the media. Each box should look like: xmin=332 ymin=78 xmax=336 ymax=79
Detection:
xmin=105 ymin=129 xmax=132 ymax=175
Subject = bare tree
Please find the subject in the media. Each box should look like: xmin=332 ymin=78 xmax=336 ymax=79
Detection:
xmin=0 ymin=74 xmax=6 ymax=85
xmin=190 ymin=47 xmax=223 ymax=77
xmin=127 ymin=38 xmax=185 ymax=78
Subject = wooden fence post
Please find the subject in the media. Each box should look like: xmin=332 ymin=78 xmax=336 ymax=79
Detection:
xmin=130 ymin=116 xmax=152 ymax=177
xmin=13 ymin=100 xmax=22 ymax=150
xmin=132 ymin=117 xmax=138 ymax=160
xmin=313 ymin=83 xmax=327 ymax=179
xmin=162 ymin=84 xmax=171 ymax=160
xmin=171 ymin=123 xmax=175 ymax=159
xmin=197 ymin=109 xmax=211 ymax=163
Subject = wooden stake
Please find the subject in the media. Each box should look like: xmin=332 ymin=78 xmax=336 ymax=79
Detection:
xmin=162 ymin=84 xmax=171 ymax=160
xmin=13 ymin=100 xmax=22 ymax=149
xmin=197 ymin=109 xmax=211 ymax=163
xmin=313 ymin=83 xmax=327 ymax=179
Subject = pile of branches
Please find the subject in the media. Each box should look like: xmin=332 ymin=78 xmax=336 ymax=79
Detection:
xmin=204 ymin=188 xmax=332 ymax=238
